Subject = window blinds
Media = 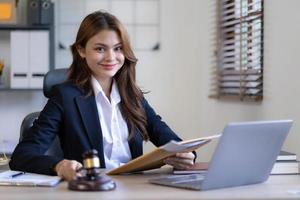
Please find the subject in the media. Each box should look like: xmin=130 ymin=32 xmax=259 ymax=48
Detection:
xmin=211 ymin=0 xmax=263 ymax=101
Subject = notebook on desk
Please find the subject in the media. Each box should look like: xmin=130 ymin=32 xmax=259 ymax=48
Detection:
xmin=149 ymin=120 xmax=293 ymax=190
xmin=0 ymin=170 xmax=61 ymax=187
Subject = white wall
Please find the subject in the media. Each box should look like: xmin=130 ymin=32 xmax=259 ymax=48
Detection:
xmin=259 ymin=0 xmax=300 ymax=156
xmin=140 ymin=0 xmax=263 ymax=158
xmin=0 ymin=92 xmax=46 ymax=152
xmin=139 ymin=0 xmax=300 ymax=160
xmin=1 ymin=0 xmax=300 ymax=160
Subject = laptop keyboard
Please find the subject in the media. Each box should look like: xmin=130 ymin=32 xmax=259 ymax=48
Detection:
xmin=149 ymin=174 xmax=206 ymax=190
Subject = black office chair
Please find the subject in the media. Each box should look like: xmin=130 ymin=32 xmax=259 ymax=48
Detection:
xmin=19 ymin=68 xmax=68 ymax=158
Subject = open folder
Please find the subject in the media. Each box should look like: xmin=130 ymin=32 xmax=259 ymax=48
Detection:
xmin=0 ymin=170 xmax=61 ymax=187
xmin=107 ymin=134 xmax=221 ymax=175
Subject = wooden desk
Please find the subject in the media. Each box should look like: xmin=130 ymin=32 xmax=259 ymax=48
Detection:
xmin=1 ymin=168 xmax=300 ymax=200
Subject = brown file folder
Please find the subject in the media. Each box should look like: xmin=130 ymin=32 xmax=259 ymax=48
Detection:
xmin=107 ymin=134 xmax=220 ymax=175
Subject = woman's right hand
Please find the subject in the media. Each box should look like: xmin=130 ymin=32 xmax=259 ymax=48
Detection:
xmin=54 ymin=159 xmax=82 ymax=181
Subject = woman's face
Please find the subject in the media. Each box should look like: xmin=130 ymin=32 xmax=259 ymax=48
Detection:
xmin=78 ymin=30 xmax=125 ymax=82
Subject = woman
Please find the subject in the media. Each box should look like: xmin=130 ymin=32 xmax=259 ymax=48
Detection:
xmin=9 ymin=11 xmax=195 ymax=181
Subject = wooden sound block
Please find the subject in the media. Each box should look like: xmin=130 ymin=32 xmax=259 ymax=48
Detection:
xmin=68 ymin=175 xmax=116 ymax=191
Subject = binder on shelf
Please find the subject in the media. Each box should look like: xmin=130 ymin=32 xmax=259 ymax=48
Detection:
xmin=10 ymin=31 xmax=29 ymax=88
xmin=29 ymin=31 xmax=49 ymax=88
xmin=10 ymin=30 xmax=49 ymax=89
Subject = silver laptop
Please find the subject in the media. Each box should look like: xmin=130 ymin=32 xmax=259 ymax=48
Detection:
xmin=149 ymin=120 xmax=293 ymax=190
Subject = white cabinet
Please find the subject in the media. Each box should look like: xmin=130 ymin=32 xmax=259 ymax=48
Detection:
xmin=10 ymin=30 xmax=49 ymax=89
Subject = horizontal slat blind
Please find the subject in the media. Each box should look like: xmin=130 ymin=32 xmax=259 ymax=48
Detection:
xmin=210 ymin=0 xmax=263 ymax=101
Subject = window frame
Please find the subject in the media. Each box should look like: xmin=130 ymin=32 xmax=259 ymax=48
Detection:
xmin=210 ymin=0 xmax=264 ymax=101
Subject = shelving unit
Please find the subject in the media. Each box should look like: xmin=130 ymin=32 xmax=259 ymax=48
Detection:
xmin=0 ymin=24 xmax=49 ymax=30
xmin=0 ymin=24 xmax=54 ymax=90
xmin=0 ymin=24 xmax=55 ymax=70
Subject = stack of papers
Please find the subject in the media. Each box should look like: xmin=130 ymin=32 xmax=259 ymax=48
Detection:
xmin=271 ymin=151 xmax=299 ymax=175
xmin=0 ymin=170 xmax=61 ymax=187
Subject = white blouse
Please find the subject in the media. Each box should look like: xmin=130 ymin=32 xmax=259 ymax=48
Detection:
xmin=91 ymin=76 xmax=132 ymax=169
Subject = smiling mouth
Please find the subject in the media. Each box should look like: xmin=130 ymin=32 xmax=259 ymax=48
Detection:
xmin=101 ymin=64 xmax=116 ymax=70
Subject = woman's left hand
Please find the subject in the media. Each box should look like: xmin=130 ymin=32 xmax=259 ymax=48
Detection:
xmin=164 ymin=152 xmax=195 ymax=170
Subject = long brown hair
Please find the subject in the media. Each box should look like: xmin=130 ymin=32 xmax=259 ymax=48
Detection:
xmin=68 ymin=11 xmax=149 ymax=141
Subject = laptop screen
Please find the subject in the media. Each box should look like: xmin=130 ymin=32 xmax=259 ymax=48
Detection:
xmin=201 ymin=120 xmax=293 ymax=190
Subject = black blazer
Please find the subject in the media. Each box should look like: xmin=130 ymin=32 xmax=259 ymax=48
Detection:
xmin=9 ymin=82 xmax=182 ymax=175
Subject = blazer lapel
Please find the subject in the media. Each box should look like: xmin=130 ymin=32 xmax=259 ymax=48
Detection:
xmin=75 ymin=94 xmax=106 ymax=168
xmin=128 ymin=131 xmax=143 ymax=159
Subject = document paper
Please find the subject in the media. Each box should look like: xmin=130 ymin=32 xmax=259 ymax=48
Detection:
xmin=0 ymin=170 xmax=61 ymax=187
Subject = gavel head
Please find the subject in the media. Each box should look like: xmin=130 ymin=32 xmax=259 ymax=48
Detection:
xmin=82 ymin=149 xmax=101 ymax=179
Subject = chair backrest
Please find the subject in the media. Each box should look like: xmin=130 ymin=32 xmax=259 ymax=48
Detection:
xmin=20 ymin=68 xmax=68 ymax=158
xmin=43 ymin=68 xmax=68 ymax=98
